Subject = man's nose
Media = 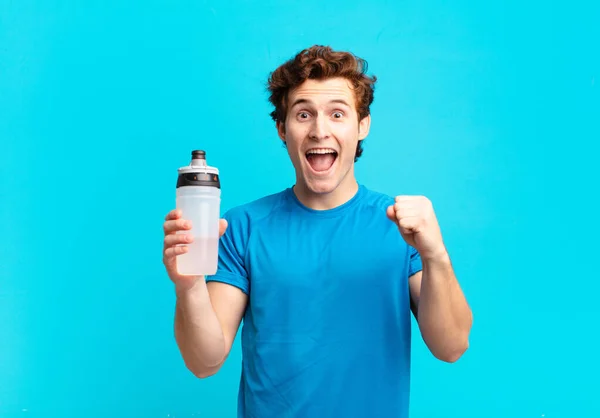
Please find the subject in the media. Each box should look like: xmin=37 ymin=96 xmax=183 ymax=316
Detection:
xmin=309 ymin=115 xmax=331 ymax=140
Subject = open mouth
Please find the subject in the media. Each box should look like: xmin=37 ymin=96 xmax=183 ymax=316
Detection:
xmin=305 ymin=148 xmax=338 ymax=173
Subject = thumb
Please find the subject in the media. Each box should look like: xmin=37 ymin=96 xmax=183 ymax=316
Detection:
xmin=386 ymin=205 xmax=397 ymax=223
xmin=219 ymin=219 xmax=228 ymax=237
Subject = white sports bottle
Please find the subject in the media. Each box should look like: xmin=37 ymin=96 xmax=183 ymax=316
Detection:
xmin=175 ymin=150 xmax=221 ymax=276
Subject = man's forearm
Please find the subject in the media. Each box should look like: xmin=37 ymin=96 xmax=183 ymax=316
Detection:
xmin=417 ymin=253 xmax=472 ymax=362
xmin=174 ymin=279 xmax=226 ymax=377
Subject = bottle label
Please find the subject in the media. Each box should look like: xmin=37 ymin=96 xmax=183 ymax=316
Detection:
xmin=176 ymin=172 xmax=220 ymax=188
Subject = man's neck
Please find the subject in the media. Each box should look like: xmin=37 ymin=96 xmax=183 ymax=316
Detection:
xmin=293 ymin=177 xmax=359 ymax=211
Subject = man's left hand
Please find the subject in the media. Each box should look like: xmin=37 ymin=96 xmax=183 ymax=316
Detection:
xmin=386 ymin=196 xmax=447 ymax=261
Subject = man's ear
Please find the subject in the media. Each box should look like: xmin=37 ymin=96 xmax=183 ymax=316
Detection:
xmin=277 ymin=120 xmax=286 ymax=141
xmin=358 ymin=114 xmax=371 ymax=141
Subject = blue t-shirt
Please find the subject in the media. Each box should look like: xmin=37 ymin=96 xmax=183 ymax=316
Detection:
xmin=207 ymin=184 xmax=422 ymax=418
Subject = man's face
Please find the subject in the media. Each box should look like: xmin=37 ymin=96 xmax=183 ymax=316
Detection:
xmin=278 ymin=77 xmax=371 ymax=195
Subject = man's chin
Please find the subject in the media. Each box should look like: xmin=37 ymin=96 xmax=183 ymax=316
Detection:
xmin=304 ymin=177 xmax=338 ymax=195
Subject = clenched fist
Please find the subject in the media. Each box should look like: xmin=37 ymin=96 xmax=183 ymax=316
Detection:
xmin=162 ymin=209 xmax=228 ymax=291
xmin=386 ymin=196 xmax=447 ymax=261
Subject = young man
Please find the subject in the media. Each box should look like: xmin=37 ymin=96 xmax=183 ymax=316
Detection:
xmin=162 ymin=45 xmax=473 ymax=417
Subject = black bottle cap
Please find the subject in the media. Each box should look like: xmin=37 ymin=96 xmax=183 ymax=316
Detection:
xmin=192 ymin=150 xmax=206 ymax=159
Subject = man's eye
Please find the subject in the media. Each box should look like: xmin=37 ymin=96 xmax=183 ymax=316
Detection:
xmin=298 ymin=112 xmax=309 ymax=119
xmin=333 ymin=112 xmax=343 ymax=118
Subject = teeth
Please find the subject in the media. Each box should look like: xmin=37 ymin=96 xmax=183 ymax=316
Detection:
xmin=306 ymin=148 xmax=337 ymax=155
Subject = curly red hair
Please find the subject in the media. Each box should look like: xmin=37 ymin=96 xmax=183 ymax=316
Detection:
xmin=267 ymin=45 xmax=377 ymax=161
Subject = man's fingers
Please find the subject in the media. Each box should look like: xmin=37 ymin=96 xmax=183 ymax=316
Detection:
xmin=164 ymin=245 xmax=188 ymax=260
xmin=395 ymin=195 xmax=424 ymax=203
xmin=393 ymin=204 xmax=419 ymax=219
xmin=164 ymin=233 xmax=193 ymax=247
xmin=398 ymin=216 xmax=419 ymax=231
xmin=219 ymin=219 xmax=228 ymax=237
xmin=386 ymin=205 xmax=396 ymax=222
xmin=165 ymin=209 xmax=182 ymax=221
xmin=164 ymin=218 xmax=226 ymax=239
xmin=164 ymin=219 xmax=192 ymax=235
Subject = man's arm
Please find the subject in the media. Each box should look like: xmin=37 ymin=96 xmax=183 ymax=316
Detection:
xmin=409 ymin=253 xmax=472 ymax=363
xmin=175 ymin=280 xmax=248 ymax=378
xmin=386 ymin=196 xmax=472 ymax=363
xmin=163 ymin=211 xmax=248 ymax=378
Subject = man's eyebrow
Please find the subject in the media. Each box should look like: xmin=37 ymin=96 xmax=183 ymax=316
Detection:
xmin=290 ymin=98 xmax=312 ymax=108
xmin=290 ymin=98 xmax=352 ymax=108
xmin=329 ymin=99 xmax=351 ymax=107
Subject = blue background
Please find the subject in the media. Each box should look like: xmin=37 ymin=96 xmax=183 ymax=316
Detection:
xmin=2 ymin=1 xmax=599 ymax=417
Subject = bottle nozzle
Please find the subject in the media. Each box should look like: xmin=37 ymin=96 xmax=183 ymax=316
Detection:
xmin=191 ymin=150 xmax=207 ymax=167
xmin=192 ymin=150 xmax=206 ymax=159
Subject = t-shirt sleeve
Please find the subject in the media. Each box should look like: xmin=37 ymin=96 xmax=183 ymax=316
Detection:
xmin=205 ymin=210 xmax=250 ymax=295
xmin=408 ymin=245 xmax=423 ymax=277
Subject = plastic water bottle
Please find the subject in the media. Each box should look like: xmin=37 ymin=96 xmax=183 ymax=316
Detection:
xmin=175 ymin=150 xmax=221 ymax=276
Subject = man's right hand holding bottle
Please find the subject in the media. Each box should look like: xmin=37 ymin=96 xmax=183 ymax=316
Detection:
xmin=162 ymin=209 xmax=228 ymax=292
